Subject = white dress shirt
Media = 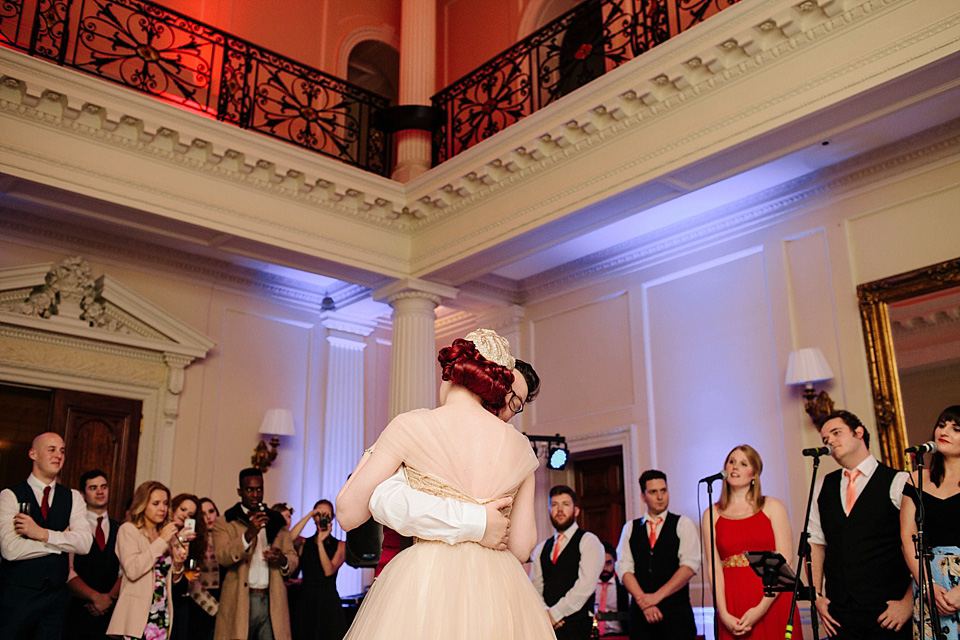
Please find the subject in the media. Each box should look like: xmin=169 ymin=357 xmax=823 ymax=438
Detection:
xmin=808 ymin=454 xmax=909 ymax=546
xmin=530 ymin=522 xmax=606 ymax=621
xmin=615 ymin=511 xmax=701 ymax=579
xmin=0 ymin=474 xmax=92 ymax=561
xmin=68 ymin=509 xmax=119 ymax=583
xmin=595 ymin=576 xmax=624 ymax=634
xmin=240 ymin=505 xmax=270 ymax=589
xmin=368 ymin=469 xmax=486 ymax=544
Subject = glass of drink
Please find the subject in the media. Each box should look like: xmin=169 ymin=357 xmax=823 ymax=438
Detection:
xmin=18 ymin=502 xmax=31 ymax=515
xmin=184 ymin=557 xmax=198 ymax=581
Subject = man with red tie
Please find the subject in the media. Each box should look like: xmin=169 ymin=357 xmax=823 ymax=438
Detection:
xmin=531 ymin=485 xmax=605 ymax=640
xmin=809 ymin=410 xmax=912 ymax=639
xmin=0 ymin=432 xmax=92 ymax=640
xmin=66 ymin=469 xmax=122 ymax=640
xmin=615 ymin=470 xmax=699 ymax=640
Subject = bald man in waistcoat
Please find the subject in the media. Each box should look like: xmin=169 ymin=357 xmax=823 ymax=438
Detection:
xmin=0 ymin=432 xmax=93 ymax=640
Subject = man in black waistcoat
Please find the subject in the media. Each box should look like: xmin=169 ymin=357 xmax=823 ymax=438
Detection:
xmin=531 ymin=485 xmax=605 ymax=640
xmin=65 ymin=469 xmax=122 ymax=640
xmin=0 ymin=432 xmax=93 ymax=640
xmin=615 ymin=470 xmax=699 ymax=640
xmin=809 ymin=410 xmax=913 ymax=639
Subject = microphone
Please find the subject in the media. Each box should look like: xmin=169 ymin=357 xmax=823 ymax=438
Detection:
xmin=699 ymin=470 xmax=728 ymax=484
xmin=802 ymin=445 xmax=834 ymax=457
xmin=905 ymin=441 xmax=938 ymax=455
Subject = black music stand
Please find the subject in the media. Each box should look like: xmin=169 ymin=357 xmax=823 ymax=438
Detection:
xmin=745 ymin=551 xmax=797 ymax=594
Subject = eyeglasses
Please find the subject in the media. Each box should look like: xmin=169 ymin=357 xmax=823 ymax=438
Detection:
xmin=507 ymin=391 xmax=525 ymax=415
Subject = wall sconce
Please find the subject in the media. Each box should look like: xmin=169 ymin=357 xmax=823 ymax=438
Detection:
xmin=785 ymin=348 xmax=835 ymax=423
xmin=252 ymin=409 xmax=296 ymax=472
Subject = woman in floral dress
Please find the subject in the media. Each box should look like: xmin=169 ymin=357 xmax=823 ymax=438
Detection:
xmin=107 ymin=481 xmax=187 ymax=640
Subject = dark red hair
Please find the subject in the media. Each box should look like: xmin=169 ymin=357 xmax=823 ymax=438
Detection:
xmin=438 ymin=338 xmax=515 ymax=415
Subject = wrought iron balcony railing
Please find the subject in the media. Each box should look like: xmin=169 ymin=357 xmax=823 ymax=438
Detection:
xmin=1 ymin=0 xmax=392 ymax=175
xmin=431 ymin=0 xmax=739 ymax=164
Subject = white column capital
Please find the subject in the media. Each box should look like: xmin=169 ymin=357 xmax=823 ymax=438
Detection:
xmin=319 ymin=311 xmax=377 ymax=337
xmin=372 ymin=277 xmax=458 ymax=307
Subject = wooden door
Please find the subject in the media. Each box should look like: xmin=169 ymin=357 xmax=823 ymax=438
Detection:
xmin=573 ymin=447 xmax=625 ymax=548
xmin=0 ymin=383 xmax=54 ymax=491
xmin=52 ymin=389 xmax=141 ymax=518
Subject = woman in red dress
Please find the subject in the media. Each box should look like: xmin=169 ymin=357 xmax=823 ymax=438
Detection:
xmin=702 ymin=445 xmax=803 ymax=639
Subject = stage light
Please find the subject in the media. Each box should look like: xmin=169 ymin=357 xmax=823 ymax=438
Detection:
xmin=547 ymin=443 xmax=568 ymax=470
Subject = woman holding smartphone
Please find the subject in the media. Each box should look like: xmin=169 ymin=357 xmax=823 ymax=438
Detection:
xmin=168 ymin=494 xmax=205 ymax=640
xmin=290 ymin=500 xmax=348 ymax=640
xmin=107 ymin=481 xmax=187 ymax=640
xmin=188 ymin=498 xmax=220 ymax=640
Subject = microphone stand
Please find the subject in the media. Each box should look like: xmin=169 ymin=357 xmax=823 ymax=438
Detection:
xmin=783 ymin=453 xmax=822 ymax=640
xmin=706 ymin=479 xmax=720 ymax=640
xmin=912 ymin=451 xmax=945 ymax=640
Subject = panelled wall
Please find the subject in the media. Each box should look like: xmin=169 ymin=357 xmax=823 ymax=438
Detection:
xmin=522 ymin=152 xmax=960 ymax=553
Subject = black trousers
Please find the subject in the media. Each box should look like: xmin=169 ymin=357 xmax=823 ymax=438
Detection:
xmin=628 ymin=601 xmax=697 ymax=640
xmin=0 ymin=582 xmax=69 ymax=640
xmin=827 ymin=601 xmax=912 ymax=640
xmin=555 ymin=611 xmax=593 ymax=640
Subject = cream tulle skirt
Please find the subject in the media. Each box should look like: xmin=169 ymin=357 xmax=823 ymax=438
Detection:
xmin=344 ymin=539 xmax=557 ymax=640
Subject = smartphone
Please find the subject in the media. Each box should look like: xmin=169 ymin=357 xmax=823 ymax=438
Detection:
xmin=182 ymin=518 xmax=196 ymax=535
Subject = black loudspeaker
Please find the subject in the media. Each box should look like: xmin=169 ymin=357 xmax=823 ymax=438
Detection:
xmin=345 ymin=517 xmax=383 ymax=568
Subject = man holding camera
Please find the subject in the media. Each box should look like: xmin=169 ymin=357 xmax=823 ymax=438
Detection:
xmin=212 ymin=468 xmax=298 ymax=640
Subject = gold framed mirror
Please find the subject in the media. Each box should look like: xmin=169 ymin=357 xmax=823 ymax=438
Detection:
xmin=857 ymin=256 xmax=960 ymax=468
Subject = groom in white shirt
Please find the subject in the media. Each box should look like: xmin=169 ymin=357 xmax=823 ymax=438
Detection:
xmin=367 ymin=359 xmax=540 ymax=559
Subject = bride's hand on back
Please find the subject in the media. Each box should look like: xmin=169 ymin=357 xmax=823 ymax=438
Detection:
xmin=479 ymin=496 xmax=513 ymax=550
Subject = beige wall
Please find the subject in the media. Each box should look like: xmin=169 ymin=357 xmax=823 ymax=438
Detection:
xmin=522 ymin=154 xmax=960 ymax=553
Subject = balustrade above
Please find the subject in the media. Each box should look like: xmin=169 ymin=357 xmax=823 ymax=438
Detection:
xmin=431 ymin=0 xmax=739 ymax=163
xmin=0 ymin=0 xmax=391 ymax=175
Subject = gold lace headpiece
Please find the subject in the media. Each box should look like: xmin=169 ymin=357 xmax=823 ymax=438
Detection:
xmin=464 ymin=328 xmax=515 ymax=370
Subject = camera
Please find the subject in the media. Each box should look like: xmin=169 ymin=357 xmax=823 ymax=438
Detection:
xmin=317 ymin=515 xmax=331 ymax=529
xmin=257 ymin=503 xmax=267 ymax=513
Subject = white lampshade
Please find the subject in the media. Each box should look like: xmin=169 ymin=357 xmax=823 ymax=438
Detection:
xmin=785 ymin=348 xmax=834 ymax=386
xmin=258 ymin=409 xmax=296 ymax=437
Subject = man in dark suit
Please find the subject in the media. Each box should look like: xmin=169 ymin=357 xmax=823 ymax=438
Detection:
xmin=0 ymin=432 xmax=93 ymax=640
xmin=595 ymin=541 xmax=629 ymax=637
xmin=65 ymin=469 xmax=122 ymax=640
xmin=810 ymin=410 xmax=913 ymax=639
xmin=531 ymin=485 xmax=605 ymax=640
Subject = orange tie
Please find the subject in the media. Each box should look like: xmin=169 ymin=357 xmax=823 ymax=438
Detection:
xmin=551 ymin=533 xmax=564 ymax=563
xmin=598 ymin=581 xmax=609 ymax=636
xmin=844 ymin=469 xmax=861 ymax=515
xmin=647 ymin=516 xmax=661 ymax=548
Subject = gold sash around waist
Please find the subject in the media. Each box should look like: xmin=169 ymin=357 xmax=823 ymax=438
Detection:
xmin=722 ymin=552 xmax=749 ymax=568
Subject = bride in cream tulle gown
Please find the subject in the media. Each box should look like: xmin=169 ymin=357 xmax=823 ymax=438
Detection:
xmin=336 ymin=330 xmax=556 ymax=640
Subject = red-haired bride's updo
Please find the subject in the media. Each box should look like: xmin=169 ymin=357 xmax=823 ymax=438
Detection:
xmin=438 ymin=339 xmax=515 ymax=415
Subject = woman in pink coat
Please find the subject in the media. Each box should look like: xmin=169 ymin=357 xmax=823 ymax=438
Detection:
xmin=107 ymin=481 xmax=187 ymax=640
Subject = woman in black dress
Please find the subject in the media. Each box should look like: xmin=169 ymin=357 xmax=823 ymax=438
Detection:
xmin=900 ymin=405 xmax=960 ymax=639
xmin=290 ymin=499 xmax=348 ymax=640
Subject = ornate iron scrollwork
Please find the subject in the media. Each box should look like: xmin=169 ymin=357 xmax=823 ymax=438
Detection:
xmin=1 ymin=0 xmax=391 ymax=175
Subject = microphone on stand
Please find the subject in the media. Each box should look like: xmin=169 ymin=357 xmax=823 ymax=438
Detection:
xmin=905 ymin=441 xmax=938 ymax=455
xmin=699 ymin=470 xmax=728 ymax=484
xmin=802 ymin=445 xmax=834 ymax=457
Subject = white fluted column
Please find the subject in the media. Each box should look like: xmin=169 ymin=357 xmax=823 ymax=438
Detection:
xmin=318 ymin=321 xmax=372 ymax=597
xmin=374 ymin=278 xmax=458 ymax=418
xmin=392 ymin=0 xmax=436 ymax=182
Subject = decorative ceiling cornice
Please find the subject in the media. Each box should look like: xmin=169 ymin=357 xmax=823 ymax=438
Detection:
xmin=514 ymin=122 xmax=960 ymax=303
xmin=0 ymin=209 xmax=373 ymax=314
